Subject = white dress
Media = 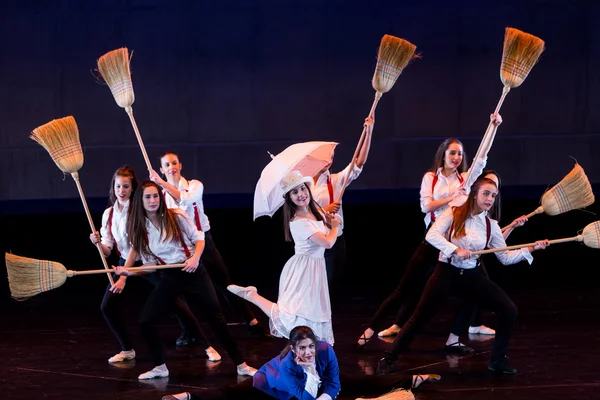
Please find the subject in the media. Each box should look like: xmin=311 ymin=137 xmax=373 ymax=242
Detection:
xmin=269 ymin=218 xmax=334 ymax=345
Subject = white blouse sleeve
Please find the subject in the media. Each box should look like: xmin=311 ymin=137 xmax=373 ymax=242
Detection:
xmin=179 ymin=179 xmax=204 ymax=208
xmin=99 ymin=207 xmax=114 ymax=250
xmin=487 ymin=220 xmax=534 ymax=265
xmin=176 ymin=210 xmax=205 ymax=243
xmin=292 ymin=219 xmax=324 ymax=242
xmin=425 ymin=207 xmax=458 ymax=258
xmin=419 ymin=172 xmax=435 ymax=213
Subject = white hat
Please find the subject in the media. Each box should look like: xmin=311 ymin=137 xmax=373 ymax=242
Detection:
xmin=281 ymin=170 xmax=313 ymax=196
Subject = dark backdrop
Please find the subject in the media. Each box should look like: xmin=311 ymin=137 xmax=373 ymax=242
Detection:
xmin=1 ymin=0 xmax=599 ymax=309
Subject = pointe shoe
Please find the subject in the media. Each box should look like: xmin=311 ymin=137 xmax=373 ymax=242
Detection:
xmin=468 ymin=325 xmax=496 ymax=335
xmin=162 ymin=393 xmax=190 ymax=400
xmin=377 ymin=325 xmax=401 ymax=337
xmin=205 ymin=346 xmax=222 ymax=362
xmin=227 ymin=284 xmax=257 ymax=300
xmin=108 ymin=349 xmax=136 ymax=363
xmin=355 ymin=330 xmax=374 ymax=351
xmin=138 ymin=364 xmax=169 ymax=380
xmin=237 ymin=363 xmax=257 ymax=376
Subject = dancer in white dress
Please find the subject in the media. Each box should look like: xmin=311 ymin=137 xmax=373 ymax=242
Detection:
xmin=228 ymin=170 xmax=341 ymax=345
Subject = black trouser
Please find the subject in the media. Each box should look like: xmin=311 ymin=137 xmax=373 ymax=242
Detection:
xmin=100 ymin=258 xmax=210 ymax=351
xmin=324 ymin=232 xmax=347 ymax=286
xmin=386 ymin=262 xmax=518 ymax=363
xmin=139 ymin=263 xmax=244 ymax=366
xmin=368 ymin=241 xmax=439 ymax=331
xmin=199 ymin=230 xmax=256 ymax=324
xmin=449 ymin=261 xmax=490 ymax=335
xmin=187 ymin=372 xmax=413 ymax=400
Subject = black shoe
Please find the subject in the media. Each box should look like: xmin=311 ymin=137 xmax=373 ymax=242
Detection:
xmin=176 ymin=331 xmax=190 ymax=347
xmin=176 ymin=331 xmax=203 ymax=347
xmin=488 ymin=356 xmax=517 ymax=375
xmin=248 ymin=323 xmax=274 ymax=339
xmin=375 ymin=357 xmax=395 ymax=376
xmin=444 ymin=342 xmax=474 ymax=354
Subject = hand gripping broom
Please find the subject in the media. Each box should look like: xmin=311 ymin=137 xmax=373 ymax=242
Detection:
xmin=338 ymin=34 xmax=419 ymax=200
xmin=30 ymin=116 xmax=114 ymax=285
xmin=96 ymin=48 xmax=152 ymax=171
xmin=501 ymin=162 xmax=595 ymax=233
xmin=464 ymin=27 xmax=546 ymax=186
xmin=473 ymin=221 xmax=600 ymax=256
xmin=5 ymin=253 xmax=185 ymax=301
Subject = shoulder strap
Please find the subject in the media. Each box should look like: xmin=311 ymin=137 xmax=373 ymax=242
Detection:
xmin=430 ymin=173 xmax=439 ymax=222
xmin=485 ymin=216 xmax=491 ymax=249
xmin=107 ymin=207 xmax=121 ymax=257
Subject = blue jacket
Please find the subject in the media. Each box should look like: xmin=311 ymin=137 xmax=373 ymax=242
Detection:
xmin=253 ymin=341 xmax=341 ymax=400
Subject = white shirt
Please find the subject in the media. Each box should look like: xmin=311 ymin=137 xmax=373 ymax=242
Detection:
xmin=301 ymin=364 xmax=321 ymax=398
xmin=420 ymin=156 xmax=487 ymax=228
xmin=163 ymin=176 xmax=211 ymax=232
xmin=312 ymin=163 xmax=361 ymax=236
xmin=100 ymin=200 xmax=137 ymax=260
xmin=425 ymin=207 xmax=533 ymax=269
xmin=140 ymin=209 xmax=205 ymax=265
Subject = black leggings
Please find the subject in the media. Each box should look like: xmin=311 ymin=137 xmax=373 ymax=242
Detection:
xmin=187 ymin=372 xmax=414 ymax=400
xmin=100 ymin=259 xmax=210 ymax=351
xmin=139 ymin=264 xmax=244 ymax=366
xmin=324 ymin=232 xmax=347 ymax=287
xmin=386 ymin=262 xmax=518 ymax=363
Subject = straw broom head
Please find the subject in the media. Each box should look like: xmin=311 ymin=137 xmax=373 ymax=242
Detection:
xmin=5 ymin=253 xmax=69 ymax=301
xmin=30 ymin=116 xmax=83 ymax=174
xmin=540 ymin=162 xmax=595 ymax=216
xmin=97 ymin=47 xmax=135 ymax=109
xmin=356 ymin=388 xmax=415 ymax=400
xmin=372 ymin=34 xmax=420 ymax=94
xmin=581 ymin=221 xmax=600 ymax=249
xmin=500 ymin=27 xmax=545 ymax=88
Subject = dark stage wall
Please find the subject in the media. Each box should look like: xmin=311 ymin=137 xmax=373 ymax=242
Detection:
xmin=0 ymin=0 xmax=599 ymax=205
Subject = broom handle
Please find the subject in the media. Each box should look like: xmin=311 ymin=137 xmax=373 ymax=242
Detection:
xmin=471 ymin=235 xmax=581 ymax=255
xmin=124 ymin=106 xmax=152 ymax=171
xmin=338 ymin=91 xmax=382 ymax=201
xmin=501 ymin=206 xmax=544 ymax=233
xmin=71 ymin=172 xmax=115 ymax=285
xmin=465 ymin=86 xmax=511 ymax=186
xmin=68 ymin=263 xmax=186 ymax=276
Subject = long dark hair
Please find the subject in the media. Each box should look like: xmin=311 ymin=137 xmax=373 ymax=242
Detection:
xmin=280 ymin=325 xmax=318 ymax=359
xmin=451 ymin=177 xmax=498 ymax=239
xmin=427 ymin=138 xmax=468 ymax=174
xmin=126 ymin=180 xmax=185 ymax=259
xmin=282 ymin=184 xmax=325 ymax=242
xmin=108 ymin=165 xmax=138 ymax=206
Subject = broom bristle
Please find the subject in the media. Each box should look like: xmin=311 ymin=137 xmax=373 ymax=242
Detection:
xmin=97 ymin=47 xmax=135 ymax=108
xmin=372 ymin=34 xmax=420 ymax=94
xmin=356 ymin=388 xmax=415 ymax=400
xmin=5 ymin=253 xmax=68 ymax=301
xmin=30 ymin=116 xmax=83 ymax=174
xmin=582 ymin=221 xmax=600 ymax=249
xmin=541 ymin=163 xmax=595 ymax=216
xmin=500 ymin=27 xmax=545 ymax=88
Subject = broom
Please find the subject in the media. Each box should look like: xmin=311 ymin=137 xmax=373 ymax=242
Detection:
xmin=31 ymin=116 xmax=115 ymax=285
xmin=356 ymin=388 xmax=415 ymax=400
xmin=5 ymin=253 xmax=185 ymax=301
xmin=96 ymin=47 xmax=152 ymax=171
xmin=465 ymin=27 xmax=545 ymax=186
xmin=501 ymin=162 xmax=595 ymax=232
xmin=473 ymin=220 xmax=600 ymax=256
xmin=338 ymin=34 xmax=419 ymax=200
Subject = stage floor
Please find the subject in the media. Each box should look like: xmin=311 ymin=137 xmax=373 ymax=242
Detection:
xmin=2 ymin=275 xmax=599 ymax=400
